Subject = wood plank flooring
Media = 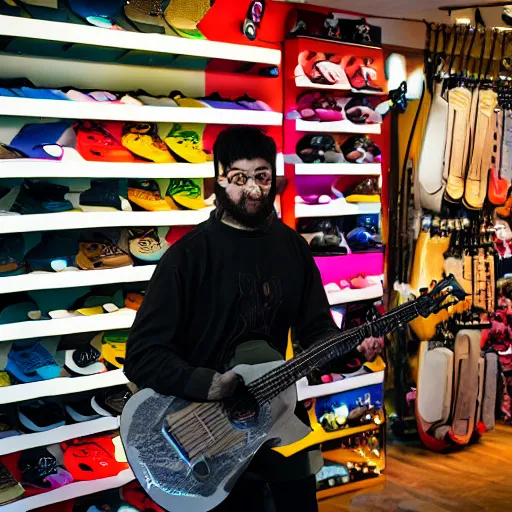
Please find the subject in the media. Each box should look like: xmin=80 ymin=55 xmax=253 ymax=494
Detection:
xmin=320 ymin=423 xmax=512 ymax=512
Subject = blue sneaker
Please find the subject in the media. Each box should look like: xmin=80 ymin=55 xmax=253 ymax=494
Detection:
xmin=6 ymin=340 xmax=61 ymax=383
xmin=11 ymin=180 xmax=73 ymax=214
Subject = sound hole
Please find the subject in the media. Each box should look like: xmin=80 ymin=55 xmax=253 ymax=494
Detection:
xmin=192 ymin=460 xmax=210 ymax=480
xmin=225 ymin=385 xmax=260 ymax=429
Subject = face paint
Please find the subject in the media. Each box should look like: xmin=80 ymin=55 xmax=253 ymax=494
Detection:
xmin=215 ymin=158 xmax=275 ymax=228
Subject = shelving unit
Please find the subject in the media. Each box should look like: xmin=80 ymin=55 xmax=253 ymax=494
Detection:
xmin=294 ymin=163 xmax=381 ymax=176
xmin=295 ymin=201 xmax=381 ymax=219
xmin=326 ymin=283 xmax=384 ymax=306
xmin=295 ymin=119 xmax=382 ymax=134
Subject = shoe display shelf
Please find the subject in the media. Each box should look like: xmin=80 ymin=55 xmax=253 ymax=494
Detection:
xmin=1 ymin=469 xmax=135 ymax=512
xmin=294 ymin=162 xmax=381 ymax=176
xmin=0 ymin=417 xmax=119 ymax=457
xmin=326 ymin=283 xmax=384 ymax=306
xmin=295 ymin=201 xmax=381 ymax=219
xmin=294 ymin=119 xmax=381 ymax=134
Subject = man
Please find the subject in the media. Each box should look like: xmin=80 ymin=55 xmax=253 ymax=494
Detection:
xmin=125 ymin=126 xmax=382 ymax=511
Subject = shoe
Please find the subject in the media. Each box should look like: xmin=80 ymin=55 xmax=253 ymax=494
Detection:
xmin=0 ymin=372 xmax=11 ymax=387
xmin=62 ymin=435 xmax=129 ymax=481
xmin=101 ymin=330 xmax=128 ymax=370
xmin=11 ymin=180 xmax=72 ymax=214
xmin=76 ymin=235 xmax=133 ymax=270
xmin=121 ymin=123 xmax=175 ymax=163
xmin=294 ymin=91 xmax=344 ymax=122
xmin=128 ymin=227 xmax=171 ymax=263
xmin=345 ymin=177 xmax=381 ymax=203
xmin=75 ymin=121 xmax=136 ymax=162
xmin=0 ymin=462 xmax=24 ymax=505
xmin=0 ymin=187 xmax=21 ymax=216
xmin=350 ymin=273 xmax=381 ymax=289
xmin=65 ymin=398 xmax=101 ymax=423
xmin=340 ymin=136 xmax=381 ymax=164
xmin=297 ymin=219 xmax=348 ymax=255
xmin=124 ymin=291 xmax=144 ymax=311
xmin=17 ymin=400 xmax=66 ymax=433
xmin=295 ymin=50 xmax=350 ymax=89
xmin=91 ymin=385 xmax=133 ymax=417
xmin=0 ymin=143 xmax=27 ymax=159
xmin=197 ymin=93 xmax=244 ymax=110
xmin=25 ymin=233 xmax=79 ymax=273
xmin=346 ymin=227 xmax=382 ymax=253
xmin=6 ymin=340 xmax=61 ymax=383
xmin=169 ymin=90 xmax=209 ymax=108
xmin=235 ymin=94 xmax=273 ymax=111
xmin=71 ymin=288 xmax=125 ymax=317
xmin=0 ymin=234 xmax=25 ymax=277
xmin=295 ymin=194 xmax=332 ymax=205
xmin=9 ymin=122 xmax=74 ymax=160
xmin=296 ymin=134 xmax=341 ymax=163
xmin=0 ymin=295 xmax=41 ymax=325
xmin=164 ymin=123 xmax=210 ymax=163
xmin=166 ymin=179 xmax=206 ymax=210
xmin=163 ymin=0 xmax=212 ymax=38
xmin=343 ymin=56 xmax=383 ymax=93
xmin=78 ymin=179 xmax=131 ymax=212
xmin=64 ymin=332 xmax=106 ymax=376
xmin=137 ymin=94 xmax=179 ymax=106
xmin=122 ymin=481 xmax=166 ymax=512
xmin=66 ymin=0 xmax=136 ymax=30
xmin=128 ymin=179 xmax=171 ymax=211
xmin=342 ymin=96 xmax=383 ymax=125
xmin=19 ymin=447 xmax=73 ymax=489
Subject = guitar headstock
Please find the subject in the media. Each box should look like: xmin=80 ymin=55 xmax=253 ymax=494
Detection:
xmin=417 ymin=274 xmax=468 ymax=318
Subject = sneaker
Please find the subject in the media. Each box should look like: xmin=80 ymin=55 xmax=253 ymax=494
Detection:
xmin=91 ymin=385 xmax=133 ymax=417
xmin=346 ymin=227 xmax=382 ymax=253
xmin=350 ymin=273 xmax=381 ymax=289
xmin=9 ymin=122 xmax=74 ymax=160
xmin=164 ymin=123 xmax=210 ymax=163
xmin=235 ymin=94 xmax=273 ymax=111
xmin=128 ymin=227 xmax=171 ymax=262
xmin=11 ymin=180 xmax=73 ymax=214
xmin=0 ymin=372 xmax=11 ymax=387
xmin=169 ymin=90 xmax=209 ymax=108
xmin=0 ymin=295 xmax=41 ymax=325
xmin=17 ymin=400 xmax=66 ymax=433
xmin=124 ymin=0 xmax=168 ymax=34
xmin=297 ymin=219 xmax=348 ymax=255
xmin=75 ymin=121 xmax=136 ymax=162
xmin=19 ymin=447 xmax=73 ymax=489
xmin=342 ymin=96 xmax=383 ymax=125
xmin=340 ymin=136 xmax=381 ymax=164
xmin=137 ymin=94 xmax=179 ymax=106
xmin=6 ymin=340 xmax=61 ymax=383
xmin=0 ymin=143 xmax=27 ymax=159
xmin=121 ymin=123 xmax=175 ymax=163
xmin=0 ymin=187 xmax=21 ymax=215
xmin=124 ymin=291 xmax=144 ymax=311
xmin=343 ymin=56 xmax=383 ymax=93
xmin=65 ymin=398 xmax=101 ymax=423
xmin=163 ymin=0 xmax=212 ymax=38
xmin=166 ymin=179 xmax=206 ymax=210
xmin=296 ymin=133 xmax=341 ymax=163
xmin=25 ymin=233 xmax=79 ymax=273
xmin=72 ymin=288 xmax=125 ymax=317
xmin=62 ymin=435 xmax=129 ymax=481
xmin=64 ymin=332 xmax=106 ymax=376
xmin=76 ymin=235 xmax=133 ymax=270
xmin=197 ymin=93 xmax=244 ymax=110
xmin=122 ymin=481 xmax=166 ymax=512
xmin=345 ymin=177 xmax=381 ymax=203
xmin=294 ymin=91 xmax=344 ymax=122
xmin=78 ymin=179 xmax=131 ymax=212
xmin=0 ymin=234 xmax=25 ymax=277
xmin=0 ymin=462 xmax=24 ymax=505
xmin=101 ymin=330 xmax=128 ymax=370
xmin=128 ymin=179 xmax=171 ymax=211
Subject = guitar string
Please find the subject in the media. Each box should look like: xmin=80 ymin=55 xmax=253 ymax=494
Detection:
xmin=247 ymin=300 xmax=422 ymax=404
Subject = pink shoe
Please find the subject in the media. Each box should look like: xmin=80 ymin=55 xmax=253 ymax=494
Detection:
xmin=350 ymin=273 xmax=372 ymax=289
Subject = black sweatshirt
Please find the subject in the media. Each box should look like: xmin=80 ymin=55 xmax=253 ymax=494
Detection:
xmin=124 ymin=211 xmax=338 ymax=401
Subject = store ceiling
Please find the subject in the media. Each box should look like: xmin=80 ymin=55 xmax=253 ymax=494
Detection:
xmin=290 ymin=0 xmax=504 ymax=23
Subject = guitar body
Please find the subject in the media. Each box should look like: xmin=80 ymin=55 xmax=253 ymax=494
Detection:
xmin=120 ymin=361 xmax=310 ymax=512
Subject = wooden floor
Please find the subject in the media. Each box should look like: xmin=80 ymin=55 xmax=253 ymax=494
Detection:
xmin=320 ymin=423 xmax=512 ymax=512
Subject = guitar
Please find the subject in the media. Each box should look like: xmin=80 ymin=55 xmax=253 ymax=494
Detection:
xmin=120 ymin=275 xmax=466 ymax=512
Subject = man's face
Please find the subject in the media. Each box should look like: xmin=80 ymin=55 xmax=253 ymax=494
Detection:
xmin=217 ymin=158 xmax=273 ymax=223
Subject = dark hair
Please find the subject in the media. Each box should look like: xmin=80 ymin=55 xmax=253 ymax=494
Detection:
xmin=213 ymin=126 xmax=277 ymax=177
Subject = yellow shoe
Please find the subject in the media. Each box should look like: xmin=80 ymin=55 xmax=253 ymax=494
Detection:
xmin=122 ymin=123 xmax=175 ymax=163
xmin=102 ymin=331 xmax=128 ymax=369
xmin=163 ymin=0 xmax=213 ymax=38
xmin=166 ymin=178 xmax=206 ymax=210
xmin=0 ymin=371 xmax=11 ymax=387
xmin=128 ymin=179 xmax=171 ymax=211
xmin=165 ymin=123 xmax=210 ymax=164
xmin=170 ymin=91 xmax=209 ymax=108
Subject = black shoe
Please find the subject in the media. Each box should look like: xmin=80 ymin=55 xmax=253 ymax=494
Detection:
xmin=65 ymin=397 xmax=101 ymax=423
xmin=80 ymin=179 xmax=126 ymax=211
xmin=17 ymin=400 xmax=65 ymax=433
xmin=11 ymin=180 xmax=72 ymax=215
xmin=297 ymin=219 xmax=348 ymax=255
xmin=91 ymin=385 xmax=133 ymax=417
xmin=18 ymin=448 xmax=73 ymax=489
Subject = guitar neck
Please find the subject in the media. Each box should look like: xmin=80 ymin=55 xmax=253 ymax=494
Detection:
xmin=247 ymin=297 xmax=424 ymax=404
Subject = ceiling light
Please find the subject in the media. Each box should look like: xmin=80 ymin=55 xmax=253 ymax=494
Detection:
xmin=455 ymin=17 xmax=472 ymax=25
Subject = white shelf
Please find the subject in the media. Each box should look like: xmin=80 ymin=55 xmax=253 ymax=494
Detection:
xmin=0 ymin=159 xmax=216 ymax=179
xmin=0 ymin=369 xmax=129 ymax=405
xmin=295 ymin=119 xmax=381 ymax=134
xmin=0 ymin=266 xmax=155 ymax=295
xmin=0 ymin=155 xmax=285 ymax=178
xmin=0 ymin=14 xmax=281 ymax=66
xmin=0 ymin=208 xmax=214 ymax=234
xmin=295 ymin=201 xmax=381 ymax=218
xmin=0 ymin=97 xmax=283 ymax=126
xmin=2 ymin=469 xmax=135 ymax=512
xmin=0 ymin=417 xmax=120 ymax=457
xmin=294 ymin=163 xmax=381 ymax=176
xmin=0 ymin=309 xmax=136 ymax=342
xmin=296 ymin=371 xmax=385 ymax=401
xmin=326 ymin=283 xmax=384 ymax=306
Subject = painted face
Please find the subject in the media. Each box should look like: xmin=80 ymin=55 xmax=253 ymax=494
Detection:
xmin=217 ymin=158 xmax=274 ymax=225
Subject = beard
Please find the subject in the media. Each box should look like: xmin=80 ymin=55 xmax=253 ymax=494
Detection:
xmin=214 ymin=182 xmax=275 ymax=229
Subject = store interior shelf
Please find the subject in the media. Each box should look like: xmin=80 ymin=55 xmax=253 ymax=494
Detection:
xmin=295 ymin=119 xmax=381 ymax=134
xmin=0 ymin=309 xmax=136 ymax=342
xmin=0 ymin=417 xmax=120 ymax=457
xmin=0 ymin=209 xmax=214 ymax=235
xmin=294 ymin=163 xmax=381 ymax=176
xmin=0 ymin=15 xmax=281 ymax=66
xmin=0 ymin=266 xmax=155 ymax=295
xmin=2 ymin=468 xmax=135 ymax=512
xmin=295 ymin=201 xmax=381 ymax=219
xmin=0 ymin=97 xmax=283 ymax=126
xmin=0 ymin=369 xmax=129 ymax=405
xmin=326 ymin=283 xmax=383 ymax=306
xmin=296 ymin=371 xmax=385 ymax=401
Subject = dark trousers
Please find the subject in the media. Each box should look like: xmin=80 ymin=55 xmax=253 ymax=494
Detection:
xmin=211 ymin=474 xmax=319 ymax=512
